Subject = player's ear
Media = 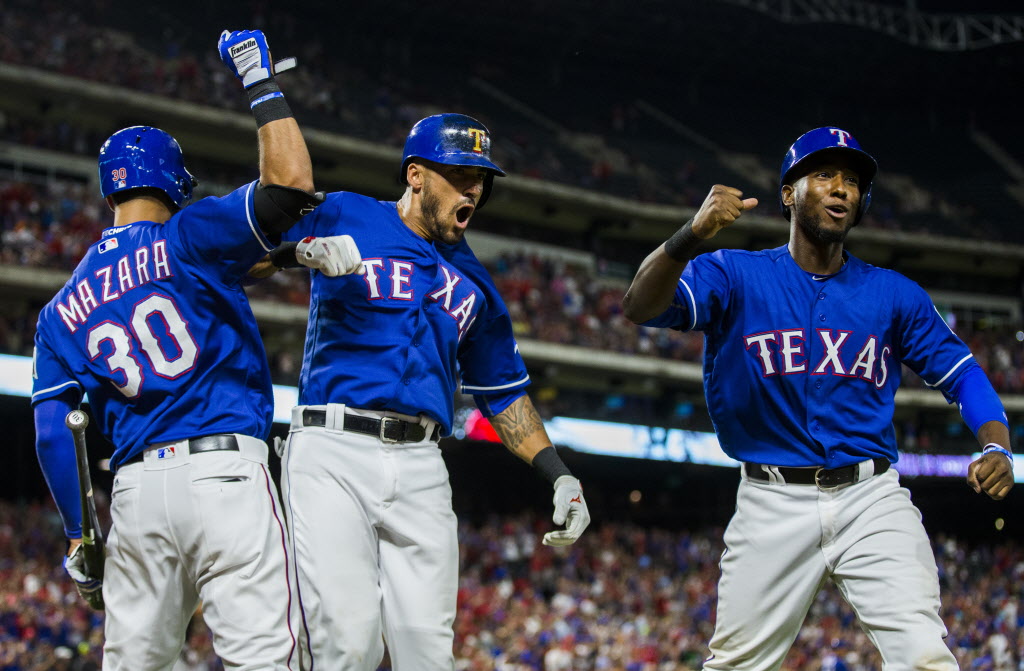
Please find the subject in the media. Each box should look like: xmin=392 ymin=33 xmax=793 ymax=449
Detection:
xmin=406 ymin=161 xmax=426 ymax=190
xmin=780 ymin=183 xmax=795 ymax=209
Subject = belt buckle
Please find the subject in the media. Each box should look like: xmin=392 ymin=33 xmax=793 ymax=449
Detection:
xmin=814 ymin=467 xmax=843 ymax=491
xmin=379 ymin=417 xmax=401 ymax=443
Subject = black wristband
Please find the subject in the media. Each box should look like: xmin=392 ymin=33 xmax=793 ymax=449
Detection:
xmin=664 ymin=218 xmax=702 ymax=262
xmin=247 ymin=79 xmax=293 ymax=128
xmin=532 ymin=445 xmax=572 ymax=484
xmin=268 ymin=241 xmax=302 ymax=269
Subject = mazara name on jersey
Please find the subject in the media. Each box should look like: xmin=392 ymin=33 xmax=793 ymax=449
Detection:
xmin=361 ymin=260 xmax=479 ymax=339
xmin=56 ymin=238 xmax=174 ymax=334
xmin=744 ymin=328 xmax=892 ymax=388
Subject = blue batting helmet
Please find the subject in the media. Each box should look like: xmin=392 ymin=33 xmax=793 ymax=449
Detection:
xmin=98 ymin=126 xmax=197 ymax=209
xmin=399 ymin=114 xmax=506 ymax=209
xmin=779 ymin=127 xmax=877 ymax=225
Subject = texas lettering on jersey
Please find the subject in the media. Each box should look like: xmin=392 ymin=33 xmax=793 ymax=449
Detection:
xmin=287 ymin=191 xmax=531 ymax=433
xmin=643 ymin=246 xmax=980 ymax=467
xmin=361 ymin=260 xmax=479 ymax=339
xmin=745 ymin=328 xmax=892 ymax=388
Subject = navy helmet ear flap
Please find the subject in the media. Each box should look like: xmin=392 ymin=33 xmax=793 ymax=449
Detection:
xmin=99 ymin=126 xmax=196 ymax=209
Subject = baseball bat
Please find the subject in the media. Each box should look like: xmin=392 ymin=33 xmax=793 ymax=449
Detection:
xmin=274 ymin=57 xmax=297 ymax=74
xmin=65 ymin=409 xmax=105 ymax=581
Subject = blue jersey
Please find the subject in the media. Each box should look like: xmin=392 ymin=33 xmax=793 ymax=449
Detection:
xmin=286 ymin=192 xmax=529 ymax=434
xmin=643 ymin=245 xmax=978 ymax=467
xmin=32 ymin=182 xmax=276 ymax=470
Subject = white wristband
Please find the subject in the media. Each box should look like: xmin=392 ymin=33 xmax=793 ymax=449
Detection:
xmin=982 ymin=443 xmax=1014 ymax=464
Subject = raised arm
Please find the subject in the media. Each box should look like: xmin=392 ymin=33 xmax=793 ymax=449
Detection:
xmin=218 ymin=29 xmax=311 ymax=190
xmin=219 ymin=30 xmax=363 ymax=279
xmin=258 ymin=115 xmax=312 ymax=193
xmin=623 ymin=185 xmax=757 ymax=324
xmin=219 ymin=30 xmax=319 ymax=232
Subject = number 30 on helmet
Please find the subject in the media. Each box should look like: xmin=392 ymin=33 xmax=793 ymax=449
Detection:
xmin=98 ymin=126 xmax=198 ymax=210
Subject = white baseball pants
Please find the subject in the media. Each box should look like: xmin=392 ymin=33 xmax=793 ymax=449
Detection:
xmin=704 ymin=467 xmax=957 ymax=671
xmin=282 ymin=405 xmax=458 ymax=671
xmin=102 ymin=435 xmax=299 ymax=671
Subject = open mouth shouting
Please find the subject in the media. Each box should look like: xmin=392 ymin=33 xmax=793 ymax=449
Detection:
xmin=823 ymin=203 xmax=849 ymax=220
xmin=454 ymin=202 xmax=475 ymax=227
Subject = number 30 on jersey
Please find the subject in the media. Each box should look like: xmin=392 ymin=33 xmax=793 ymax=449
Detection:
xmin=86 ymin=293 xmax=198 ymax=398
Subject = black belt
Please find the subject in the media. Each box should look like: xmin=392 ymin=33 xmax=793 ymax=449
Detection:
xmin=744 ymin=457 xmax=890 ymax=489
xmin=122 ymin=434 xmax=240 ymax=467
xmin=301 ymin=409 xmax=440 ymax=443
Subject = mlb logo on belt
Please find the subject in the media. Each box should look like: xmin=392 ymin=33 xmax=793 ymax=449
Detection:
xmin=156 ymin=446 xmax=176 ymax=460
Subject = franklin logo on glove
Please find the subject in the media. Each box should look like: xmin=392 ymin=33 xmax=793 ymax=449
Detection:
xmin=230 ymin=39 xmax=258 ymax=58
xmin=32 ymin=27 xmax=317 ymax=668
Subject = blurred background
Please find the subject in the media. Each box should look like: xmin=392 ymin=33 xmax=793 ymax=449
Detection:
xmin=2 ymin=0 xmax=1024 ymax=669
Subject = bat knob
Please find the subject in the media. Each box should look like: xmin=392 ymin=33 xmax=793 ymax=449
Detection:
xmin=66 ymin=410 xmax=90 ymax=431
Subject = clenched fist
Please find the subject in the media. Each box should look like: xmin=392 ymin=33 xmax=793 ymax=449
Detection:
xmin=691 ymin=185 xmax=758 ymax=239
xmin=219 ymin=29 xmax=274 ymax=88
xmin=296 ymin=235 xmax=364 ymax=277
xmin=967 ymin=450 xmax=1014 ymax=500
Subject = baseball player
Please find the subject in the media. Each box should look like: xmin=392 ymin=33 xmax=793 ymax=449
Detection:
xmin=31 ymin=30 xmax=361 ymax=669
xmin=622 ymin=127 xmax=1014 ymax=670
xmin=267 ymin=113 xmax=591 ymax=670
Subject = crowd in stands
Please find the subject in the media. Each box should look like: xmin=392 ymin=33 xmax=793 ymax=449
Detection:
xmin=0 ymin=0 xmax=600 ymax=200
xmin=0 ymin=499 xmax=1020 ymax=670
xmin=2 ymin=0 xmax=1019 ymax=240
xmin=3 ymin=176 xmax=1024 ymax=402
xmin=0 ymin=180 xmax=103 ymax=272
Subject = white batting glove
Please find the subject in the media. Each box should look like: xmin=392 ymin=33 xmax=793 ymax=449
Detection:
xmin=543 ymin=475 xmax=590 ymax=546
xmin=218 ymin=29 xmax=274 ymax=88
xmin=296 ymin=236 xmax=365 ymax=277
xmin=64 ymin=543 xmax=104 ymax=610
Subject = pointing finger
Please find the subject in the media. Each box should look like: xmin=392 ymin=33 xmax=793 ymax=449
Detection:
xmin=740 ymin=197 xmax=759 ymax=210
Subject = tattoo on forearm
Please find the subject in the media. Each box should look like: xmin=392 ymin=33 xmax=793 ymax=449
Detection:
xmin=491 ymin=398 xmax=544 ymax=457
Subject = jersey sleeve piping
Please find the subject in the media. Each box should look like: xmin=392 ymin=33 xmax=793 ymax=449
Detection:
xmin=244 ymin=181 xmax=274 ymax=253
xmin=932 ymin=305 xmax=960 ymax=337
xmin=32 ymin=380 xmax=82 ymax=402
xmin=925 ymin=353 xmax=974 ymax=388
xmin=680 ymin=278 xmax=697 ymax=331
xmin=462 ymin=374 xmax=531 ymax=392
